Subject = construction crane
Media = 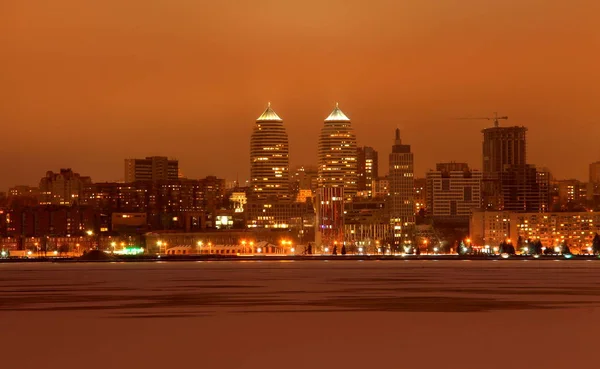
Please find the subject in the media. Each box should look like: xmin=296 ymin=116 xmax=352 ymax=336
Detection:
xmin=457 ymin=112 xmax=508 ymax=127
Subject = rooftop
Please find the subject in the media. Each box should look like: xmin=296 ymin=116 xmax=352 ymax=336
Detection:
xmin=325 ymin=103 xmax=350 ymax=122
xmin=257 ymin=103 xmax=283 ymax=122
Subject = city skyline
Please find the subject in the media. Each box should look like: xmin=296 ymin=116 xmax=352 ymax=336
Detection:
xmin=2 ymin=1 xmax=599 ymax=191
xmin=2 ymin=102 xmax=598 ymax=191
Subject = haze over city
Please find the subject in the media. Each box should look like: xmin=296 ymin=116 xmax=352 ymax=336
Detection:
xmin=2 ymin=0 xmax=599 ymax=190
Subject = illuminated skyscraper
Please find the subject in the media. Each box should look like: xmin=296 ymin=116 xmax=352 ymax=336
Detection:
xmin=250 ymin=103 xmax=290 ymax=199
xmin=389 ymin=128 xmax=414 ymax=224
xmin=317 ymin=103 xmax=358 ymax=201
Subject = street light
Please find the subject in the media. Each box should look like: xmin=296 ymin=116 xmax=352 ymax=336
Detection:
xmin=86 ymin=230 xmax=93 ymax=236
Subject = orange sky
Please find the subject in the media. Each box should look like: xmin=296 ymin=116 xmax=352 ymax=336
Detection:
xmin=1 ymin=0 xmax=599 ymax=190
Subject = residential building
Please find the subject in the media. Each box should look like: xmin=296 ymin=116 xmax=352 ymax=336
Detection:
xmin=426 ymin=163 xmax=482 ymax=224
xmin=39 ymin=169 xmax=92 ymax=206
xmin=124 ymin=156 xmax=178 ymax=182
xmin=471 ymin=210 xmax=600 ymax=253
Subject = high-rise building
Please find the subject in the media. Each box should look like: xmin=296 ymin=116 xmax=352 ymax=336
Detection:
xmin=249 ymin=103 xmax=290 ymax=199
xmin=426 ymin=163 xmax=482 ymax=224
xmin=389 ymin=129 xmax=414 ymax=224
xmin=357 ymin=146 xmax=379 ymax=198
xmin=482 ymin=126 xmax=527 ymax=174
xmin=124 ymin=156 xmax=179 ymax=182
xmin=39 ymin=169 xmax=92 ymax=206
xmin=590 ymin=162 xmax=600 ymax=183
xmin=317 ymin=103 xmax=357 ymax=201
xmin=482 ymin=125 xmax=528 ymax=209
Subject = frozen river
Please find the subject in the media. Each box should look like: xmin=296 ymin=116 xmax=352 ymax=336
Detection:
xmin=1 ymin=260 xmax=599 ymax=368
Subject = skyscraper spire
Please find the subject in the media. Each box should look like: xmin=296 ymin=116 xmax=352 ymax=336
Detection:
xmin=395 ymin=128 xmax=401 ymax=145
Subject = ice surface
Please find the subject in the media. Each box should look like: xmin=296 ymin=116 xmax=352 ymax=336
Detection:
xmin=0 ymin=260 xmax=599 ymax=369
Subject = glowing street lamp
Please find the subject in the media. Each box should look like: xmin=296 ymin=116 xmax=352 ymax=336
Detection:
xmin=86 ymin=230 xmax=93 ymax=236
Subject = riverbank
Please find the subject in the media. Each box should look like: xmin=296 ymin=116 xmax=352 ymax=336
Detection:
xmin=1 ymin=254 xmax=599 ymax=263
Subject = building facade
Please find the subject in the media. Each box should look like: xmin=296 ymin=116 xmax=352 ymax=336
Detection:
xmin=426 ymin=163 xmax=482 ymax=224
xmin=471 ymin=210 xmax=600 ymax=253
xmin=124 ymin=156 xmax=179 ymax=182
xmin=389 ymin=129 xmax=414 ymax=224
xmin=315 ymin=187 xmax=345 ymax=247
xmin=481 ymin=125 xmax=528 ymax=209
xmin=590 ymin=161 xmax=600 ymax=184
xmin=500 ymin=164 xmax=549 ymax=213
xmin=249 ymin=103 xmax=290 ymax=199
xmin=317 ymin=103 xmax=357 ymax=201
xmin=357 ymin=146 xmax=379 ymax=198
xmin=39 ymin=169 xmax=92 ymax=206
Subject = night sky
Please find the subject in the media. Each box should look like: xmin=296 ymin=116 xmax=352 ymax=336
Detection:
xmin=2 ymin=0 xmax=599 ymax=190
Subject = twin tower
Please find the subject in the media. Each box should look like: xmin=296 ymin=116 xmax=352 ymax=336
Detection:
xmin=250 ymin=103 xmax=357 ymax=200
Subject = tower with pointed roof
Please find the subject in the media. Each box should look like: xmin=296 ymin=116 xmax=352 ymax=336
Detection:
xmin=250 ymin=103 xmax=289 ymax=199
xmin=389 ymin=128 xmax=415 ymax=230
xmin=317 ymin=103 xmax=358 ymax=201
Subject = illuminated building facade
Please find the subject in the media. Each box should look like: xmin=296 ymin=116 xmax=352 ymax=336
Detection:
xmin=357 ymin=146 xmax=378 ymax=198
xmin=316 ymin=187 xmax=345 ymax=247
xmin=389 ymin=129 xmax=414 ymax=224
xmin=124 ymin=156 xmax=179 ymax=182
xmin=471 ymin=210 xmax=600 ymax=253
xmin=250 ymin=103 xmax=290 ymax=199
xmin=245 ymin=201 xmax=313 ymax=230
xmin=317 ymin=104 xmax=357 ymax=201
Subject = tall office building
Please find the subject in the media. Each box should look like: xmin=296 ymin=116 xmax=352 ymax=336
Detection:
xmin=357 ymin=146 xmax=379 ymax=198
xmin=426 ymin=163 xmax=482 ymax=224
xmin=249 ymin=103 xmax=290 ymax=199
xmin=124 ymin=156 xmax=179 ymax=182
xmin=317 ymin=103 xmax=358 ymax=201
xmin=389 ymin=129 xmax=414 ymax=224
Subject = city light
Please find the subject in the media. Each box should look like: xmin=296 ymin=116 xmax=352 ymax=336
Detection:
xmin=86 ymin=230 xmax=93 ymax=236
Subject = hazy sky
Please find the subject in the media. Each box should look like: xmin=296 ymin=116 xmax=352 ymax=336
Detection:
xmin=2 ymin=0 xmax=599 ymax=190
